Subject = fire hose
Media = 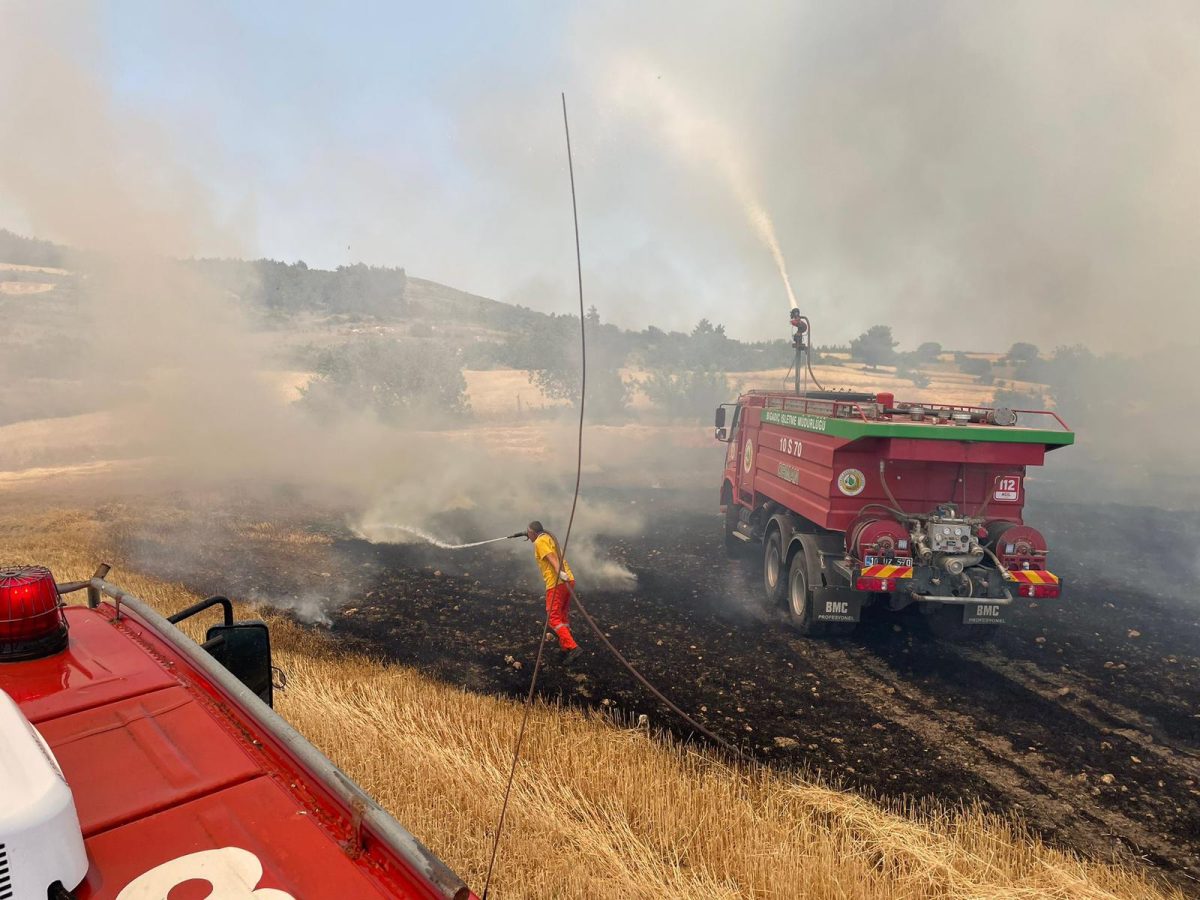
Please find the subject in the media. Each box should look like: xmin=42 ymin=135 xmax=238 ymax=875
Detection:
xmin=481 ymin=96 xmax=748 ymax=900
xmin=562 ymin=580 xmax=745 ymax=759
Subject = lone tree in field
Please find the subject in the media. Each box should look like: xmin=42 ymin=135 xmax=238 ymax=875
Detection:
xmin=685 ymin=318 xmax=732 ymax=369
xmin=915 ymin=341 xmax=942 ymax=362
xmin=529 ymin=306 xmax=630 ymax=419
xmin=849 ymin=325 xmax=898 ymax=368
xmin=1005 ymin=342 xmax=1040 ymax=364
xmin=639 ymin=368 xmax=732 ymax=421
xmin=958 ymin=356 xmax=993 ymax=378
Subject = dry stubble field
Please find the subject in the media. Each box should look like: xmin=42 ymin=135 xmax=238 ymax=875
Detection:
xmin=0 ymin=496 xmax=1183 ymax=900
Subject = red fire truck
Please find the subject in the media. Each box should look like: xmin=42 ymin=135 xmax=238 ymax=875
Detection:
xmin=716 ymin=314 xmax=1074 ymax=638
xmin=0 ymin=564 xmax=476 ymax=900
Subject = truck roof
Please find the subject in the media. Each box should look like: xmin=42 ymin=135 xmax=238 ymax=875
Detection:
xmin=1 ymin=592 xmax=474 ymax=899
xmin=740 ymin=390 xmax=1075 ymax=448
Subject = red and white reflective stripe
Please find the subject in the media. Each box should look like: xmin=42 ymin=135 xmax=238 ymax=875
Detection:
xmin=1004 ymin=569 xmax=1059 ymax=585
xmin=859 ymin=565 xmax=913 ymax=579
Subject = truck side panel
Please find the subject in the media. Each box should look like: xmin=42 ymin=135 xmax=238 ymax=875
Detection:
xmin=744 ymin=409 xmax=1036 ymax=532
xmin=826 ymin=452 xmax=1029 ymax=529
xmin=754 ymin=416 xmax=851 ymax=527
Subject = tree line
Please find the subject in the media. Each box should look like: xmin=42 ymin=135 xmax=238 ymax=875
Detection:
xmin=189 ymin=258 xmax=409 ymax=320
xmin=2 ymin=227 xmax=1116 ymax=428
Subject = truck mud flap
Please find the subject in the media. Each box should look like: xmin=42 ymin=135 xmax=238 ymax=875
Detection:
xmin=962 ymin=602 xmax=1007 ymax=625
xmin=812 ymin=587 xmax=861 ymax=623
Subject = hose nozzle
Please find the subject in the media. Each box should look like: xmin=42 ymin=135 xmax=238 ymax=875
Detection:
xmin=507 ymin=532 xmax=526 ymax=539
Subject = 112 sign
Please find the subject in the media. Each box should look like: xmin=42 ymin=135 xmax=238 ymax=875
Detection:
xmin=993 ymin=475 xmax=1021 ymax=502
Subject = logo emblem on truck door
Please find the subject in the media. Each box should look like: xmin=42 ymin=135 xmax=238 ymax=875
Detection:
xmin=743 ymin=441 xmax=754 ymax=474
xmin=837 ymin=468 xmax=865 ymax=496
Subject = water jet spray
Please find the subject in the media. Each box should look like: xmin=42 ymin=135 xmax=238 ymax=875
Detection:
xmin=358 ymin=524 xmax=525 ymax=550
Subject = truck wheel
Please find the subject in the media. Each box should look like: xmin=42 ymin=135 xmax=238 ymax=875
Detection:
xmin=786 ymin=552 xmax=822 ymax=635
xmin=763 ymin=530 xmax=788 ymax=607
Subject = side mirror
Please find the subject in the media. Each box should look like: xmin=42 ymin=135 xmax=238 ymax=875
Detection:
xmin=204 ymin=621 xmax=274 ymax=707
xmin=714 ymin=406 xmax=727 ymax=428
xmin=715 ymin=427 xmax=728 ymax=442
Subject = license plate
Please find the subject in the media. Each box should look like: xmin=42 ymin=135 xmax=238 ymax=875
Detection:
xmin=864 ymin=556 xmax=913 ymax=567
xmin=962 ymin=602 xmax=1006 ymax=625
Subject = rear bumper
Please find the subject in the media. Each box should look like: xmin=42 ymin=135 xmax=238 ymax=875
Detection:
xmin=911 ymin=593 xmax=1013 ymax=605
xmin=847 ymin=563 xmax=1062 ymax=602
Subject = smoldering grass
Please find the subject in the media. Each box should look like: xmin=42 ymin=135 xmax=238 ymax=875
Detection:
xmin=4 ymin=502 xmax=1181 ymax=900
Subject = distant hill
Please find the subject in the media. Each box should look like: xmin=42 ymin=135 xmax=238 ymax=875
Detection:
xmin=405 ymin=276 xmax=560 ymax=336
xmin=0 ymin=228 xmax=793 ymax=372
xmin=0 ymin=229 xmax=68 ymax=269
xmin=190 ymin=256 xmax=410 ymax=320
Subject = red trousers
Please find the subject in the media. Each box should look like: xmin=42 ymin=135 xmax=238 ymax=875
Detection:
xmin=546 ymin=580 xmax=578 ymax=650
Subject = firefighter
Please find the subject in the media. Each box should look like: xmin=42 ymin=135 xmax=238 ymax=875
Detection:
xmin=525 ymin=521 xmax=582 ymax=664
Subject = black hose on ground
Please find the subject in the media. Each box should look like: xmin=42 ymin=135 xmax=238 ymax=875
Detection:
xmin=565 ymin=582 xmax=747 ymax=760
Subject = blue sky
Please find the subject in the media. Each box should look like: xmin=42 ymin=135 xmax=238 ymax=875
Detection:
xmin=97 ymin=3 xmax=573 ymax=266
xmin=2 ymin=2 xmax=1198 ymax=350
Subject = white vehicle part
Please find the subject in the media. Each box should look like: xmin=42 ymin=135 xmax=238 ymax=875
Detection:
xmin=0 ymin=689 xmax=88 ymax=899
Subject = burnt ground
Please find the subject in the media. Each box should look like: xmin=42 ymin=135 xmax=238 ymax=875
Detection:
xmin=122 ymin=490 xmax=1200 ymax=891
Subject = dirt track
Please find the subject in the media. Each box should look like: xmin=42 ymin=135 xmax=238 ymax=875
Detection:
xmin=124 ymin=490 xmax=1200 ymax=890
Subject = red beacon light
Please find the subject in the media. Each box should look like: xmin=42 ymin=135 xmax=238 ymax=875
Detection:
xmin=0 ymin=565 xmax=69 ymax=661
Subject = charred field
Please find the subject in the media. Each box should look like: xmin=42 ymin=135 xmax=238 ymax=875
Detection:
xmin=120 ymin=487 xmax=1200 ymax=890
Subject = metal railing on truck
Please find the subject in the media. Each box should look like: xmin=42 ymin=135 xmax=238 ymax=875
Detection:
xmin=741 ymin=390 xmax=1071 ymax=431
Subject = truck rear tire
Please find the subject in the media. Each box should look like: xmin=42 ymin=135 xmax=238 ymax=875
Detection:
xmin=786 ymin=549 xmax=854 ymax=636
xmin=786 ymin=552 xmax=821 ymax=635
xmin=763 ymin=530 xmax=788 ymax=607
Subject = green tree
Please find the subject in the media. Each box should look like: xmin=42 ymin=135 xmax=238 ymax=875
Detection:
xmin=685 ymin=318 xmax=733 ymax=369
xmin=299 ymin=336 xmax=467 ymax=423
xmin=915 ymin=341 xmax=942 ymax=362
xmin=894 ymin=352 xmax=931 ymax=388
xmin=849 ymin=325 xmax=898 ymax=367
xmin=1005 ymin=342 xmax=1040 ymax=364
xmin=639 ymin=368 xmax=732 ymax=420
xmin=0 ymin=229 xmax=66 ymax=268
xmin=958 ymin=356 xmax=993 ymax=377
xmin=528 ymin=308 xmax=630 ymax=419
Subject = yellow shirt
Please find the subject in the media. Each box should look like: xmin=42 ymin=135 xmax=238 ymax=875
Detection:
xmin=533 ymin=533 xmax=574 ymax=590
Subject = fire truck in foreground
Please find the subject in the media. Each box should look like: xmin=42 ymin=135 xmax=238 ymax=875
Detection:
xmin=717 ymin=313 xmax=1074 ymax=637
xmin=0 ymin=564 xmax=475 ymax=900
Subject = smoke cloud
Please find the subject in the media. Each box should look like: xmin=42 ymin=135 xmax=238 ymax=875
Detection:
xmin=0 ymin=4 xmax=651 ymax=612
xmin=493 ymin=1 xmax=1200 ymax=351
xmin=3 ymin=0 xmax=1199 ymax=571
xmin=9 ymin=2 xmax=1196 ymax=354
